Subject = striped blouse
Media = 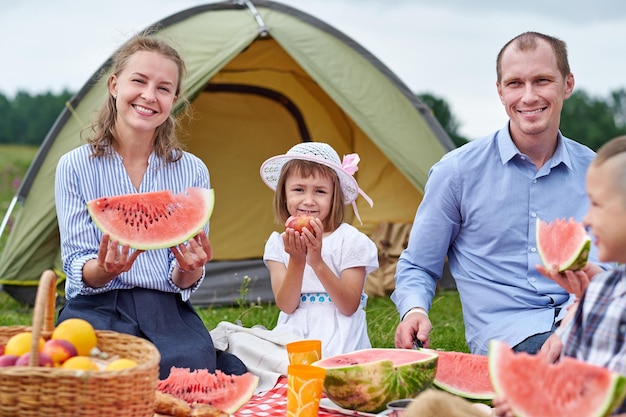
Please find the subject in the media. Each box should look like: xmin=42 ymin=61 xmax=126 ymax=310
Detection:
xmin=55 ymin=144 xmax=210 ymax=301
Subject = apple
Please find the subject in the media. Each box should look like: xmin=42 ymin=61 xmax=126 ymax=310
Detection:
xmin=41 ymin=338 xmax=78 ymax=366
xmin=15 ymin=352 xmax=54 ymax=367
xmin=0 ymin=354 xmax=19 ymax=367
xmin=0 ymin=344 xmax=4 ymax=355
xmin=285 ymin=215 xmax=316 ymax=236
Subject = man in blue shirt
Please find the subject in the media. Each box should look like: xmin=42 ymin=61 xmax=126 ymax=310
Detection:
xmin=392 ymin=31 xmax=604 ymax=355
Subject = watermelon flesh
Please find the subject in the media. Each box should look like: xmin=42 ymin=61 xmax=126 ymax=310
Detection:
xmin=429 ymin=349 xmax=495 ymax=401
xmin=489 ymin=340 xmax=626 ymax=417
xmin=157 ymin=367 xmax=259 ymax=414
xmin=536 ymin=217 xmax=591 ymax=272
xmin=313 ymin=348 xmax=438 ymax=413
xmin=87 ymin=187 xmax=214 ymax=250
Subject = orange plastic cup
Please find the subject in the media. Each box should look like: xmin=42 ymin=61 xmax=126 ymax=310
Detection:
xmin=286 ymin=364 xmax=326 ymax=417
xmin=286 ymin=340 xmax=322 ymax=365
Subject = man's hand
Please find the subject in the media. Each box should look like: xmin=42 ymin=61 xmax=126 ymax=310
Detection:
xmin=395 ymin=309 xmax=432 ymax=349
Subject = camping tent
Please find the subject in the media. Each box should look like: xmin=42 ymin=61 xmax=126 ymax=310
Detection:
xmin=0 ymin=0 xmax=454 ymax=306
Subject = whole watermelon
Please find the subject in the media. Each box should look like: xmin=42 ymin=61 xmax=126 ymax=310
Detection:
xmin=313 ymin=348 xmax=438 ymax=413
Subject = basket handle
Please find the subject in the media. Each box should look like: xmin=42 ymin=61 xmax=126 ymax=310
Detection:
xmin=28 ymin=270 xmax=57 ymax=366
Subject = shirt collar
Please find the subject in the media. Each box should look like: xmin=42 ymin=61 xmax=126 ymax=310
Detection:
xmin=496 ymin=123 xmax=573 ymax=170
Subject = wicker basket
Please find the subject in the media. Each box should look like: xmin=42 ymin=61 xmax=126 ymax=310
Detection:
xmin=0 ymin=270 xmax=161 ymax=417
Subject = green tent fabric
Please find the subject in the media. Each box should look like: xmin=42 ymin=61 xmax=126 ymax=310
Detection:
xmin=0 ymin=0 xmax=454 ymax=305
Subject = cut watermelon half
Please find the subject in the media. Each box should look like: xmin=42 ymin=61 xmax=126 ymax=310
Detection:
xmin=536 ymin=217 xmax=591 ymax=272
xmin=87 ymin=187 xmax=214 ymax=250
xmin=158 ymin=367 xmax=259 ymax=414
xmin=489 ymin=340 xmax=626 ymax=417
xmin=428 ymin=349 xmax=495 ymax=402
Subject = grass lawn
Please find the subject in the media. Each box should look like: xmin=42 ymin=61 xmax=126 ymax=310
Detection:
xmin=0 ymin=287 xmax=468 ymax=352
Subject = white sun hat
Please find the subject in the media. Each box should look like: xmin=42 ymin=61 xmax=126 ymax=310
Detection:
xmin=260 ymin=142 xmax=373 ymax=223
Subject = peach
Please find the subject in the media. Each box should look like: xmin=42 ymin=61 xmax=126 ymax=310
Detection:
xmin=42 ymin=339 xmax=78 ymax=366
xmin=0 ymin=354 xmax=19 ymax=367
xmin=15 ymin=352 xmax=54 ymax=367
xmin=285 ymin=215 xmax=316 ymax=236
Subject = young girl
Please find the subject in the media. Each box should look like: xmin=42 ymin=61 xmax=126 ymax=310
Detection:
xmin=260 ymin=142 xmax=379 ymax=357
xmin=54 ymin=32 xmax=246 ymax=379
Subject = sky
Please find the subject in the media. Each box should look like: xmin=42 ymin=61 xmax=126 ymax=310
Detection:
xmin=2 ymin=0 xmax=625 ymax=139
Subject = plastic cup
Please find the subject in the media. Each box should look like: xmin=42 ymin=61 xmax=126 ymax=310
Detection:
xmin=286 ymin=364 xmax=326 ymax=417
xmin=286 ymin=339 xmax=322 ymax=365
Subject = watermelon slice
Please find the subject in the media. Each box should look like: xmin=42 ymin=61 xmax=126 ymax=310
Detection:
xmin=157 ymin=367 xmax=259 ymax=414
xmin=87 ymin=187 xmax=214 ymax=250
xmin=429 ymin=349 xmax=495 ymax=402
xmin=536 ymin=217 xmax=591 ymax=272
xmin=313 ymin=348 xmax=438 ymax=413
xmin=489 ymin=340 xmax=626 ymax=417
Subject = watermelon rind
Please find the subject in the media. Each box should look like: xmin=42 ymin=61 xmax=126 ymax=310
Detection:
xmin=427 ymin=349 xmax=495 ymax=402
xmin=489 ymin=340 xmax=626 ymax=417
xmin=87 ymin=187 xmax=214 ymax=250
xmin=313 ymin=348 xmax=438 ymax=414
xmin=536 ymin=217 xmax=591 ymax=272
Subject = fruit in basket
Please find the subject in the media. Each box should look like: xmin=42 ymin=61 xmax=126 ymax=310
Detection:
xmin=536 ymin=217 xmax=591 ymax=271
xmin=429 ymin=349 xmax=496 ymax=401
xmin=61 ymin=355 xmax=100 ymax=371
xmin=52 ymin=318 xmax=98 ymax=356
xmin=158 ymin=367 xmax=259 ymax=413
xmin=313 ymin=348 xmax=439 ymax=413
xmin=15 ymin=352 xmax=54 ymax=367
xmin=105 ymin=358 xmax=138 ymax=371
xmin=0 ymin=354 xmax=19 ymax=367
xmin=489 ymin=340 xmax=626 ymax=417
xmin=285 ymin=214 xmax=316 ymax=235
xmin=4 ymin=331 xmax=45 ymax=356
xmin=41 ymin=339 xmax=78 ymax=367
xmin=87 ymin=187 xmax=215 ymax=250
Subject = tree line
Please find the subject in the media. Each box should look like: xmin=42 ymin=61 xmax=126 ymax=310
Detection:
xmin=1 ymin=88 xmax=625 ymax=150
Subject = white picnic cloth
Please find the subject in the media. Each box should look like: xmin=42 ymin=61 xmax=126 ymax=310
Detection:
xmin=210 ymin=321 xmax=302 ymax=394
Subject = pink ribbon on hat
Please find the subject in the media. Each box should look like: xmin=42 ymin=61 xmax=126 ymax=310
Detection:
xmin=342 ymin=153 xmax=373 ymax=224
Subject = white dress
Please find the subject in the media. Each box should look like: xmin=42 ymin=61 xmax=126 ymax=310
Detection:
xmin=263 ymin=223 xmax=379 ymax=358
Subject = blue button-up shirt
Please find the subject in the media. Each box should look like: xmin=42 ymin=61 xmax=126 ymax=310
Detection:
xmin=392 ymin=124 xmax=605 ymax=354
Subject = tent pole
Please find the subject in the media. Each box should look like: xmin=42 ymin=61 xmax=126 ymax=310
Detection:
xmin=235 ymin=0 xmax=269 ymax=37
xmin=0 ymin=195 xmax=18 ymax=241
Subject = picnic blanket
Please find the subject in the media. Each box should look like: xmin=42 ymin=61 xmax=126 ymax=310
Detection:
xmin=234 ymin=376 xmax=348 ymax=417
xmin=210 ymin=321 xmax=301 ymax=393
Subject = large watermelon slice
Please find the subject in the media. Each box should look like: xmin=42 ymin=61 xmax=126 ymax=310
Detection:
xmin=489 ymin=340 xmax=626 ymax=417
xmin=157 ymin=367 xmax=259 ymax=414
xmin=536 ymin=217 xmax=591 ymax=272
xmin=87 ymin=187 xmax=214 ymax=250
xmin=429 ymin=349 xmax=495 ymax=402
xmin=313 ymin=348 xmax=438 ymax=413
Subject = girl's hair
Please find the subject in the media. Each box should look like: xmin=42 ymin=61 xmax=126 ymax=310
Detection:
xmin=85 ymin=29 xmax=188 ymax=162
xmin=273 ymin=160 xmax=345 ymax=232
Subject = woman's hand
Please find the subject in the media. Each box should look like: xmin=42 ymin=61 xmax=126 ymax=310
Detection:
xmin=171 ymin=231 xmax=211 ymax=289
xmin=98 ymin=233 xmax=143 ymax=275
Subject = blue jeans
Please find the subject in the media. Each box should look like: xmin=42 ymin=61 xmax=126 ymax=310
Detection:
xmin=512 ymin=330 xmax=553 ymax=354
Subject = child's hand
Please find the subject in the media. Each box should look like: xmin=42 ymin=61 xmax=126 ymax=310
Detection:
xmin=303 ymin=218 xmax=324 ymax=265
xmin=536 ymin=263 xmax=592 ymax=299
xmin=492 ymin=396 xmax=514 ymax=417
xmin=538 ymin=333 xmax=563 ymax=364
xmin=282 ymin=229 xmax=307 ymax=260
